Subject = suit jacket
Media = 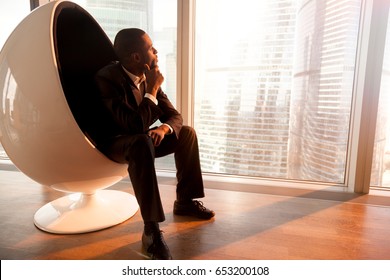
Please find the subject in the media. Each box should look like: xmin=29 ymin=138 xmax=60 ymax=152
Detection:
xmin=94 ymin=61 xmax=183 ymax=143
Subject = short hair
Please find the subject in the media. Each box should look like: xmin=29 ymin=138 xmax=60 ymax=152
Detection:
xmin=114 ymin=28 xmax=146 ymax=63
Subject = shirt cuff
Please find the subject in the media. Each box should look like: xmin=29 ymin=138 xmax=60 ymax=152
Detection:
xmin=144 ymin=93 xmax=158 ymax=105
xmin=162 ymin=123 xmax=173 ymax=134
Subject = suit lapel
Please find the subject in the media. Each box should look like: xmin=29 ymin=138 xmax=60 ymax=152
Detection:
xmin=118 ymin=66 xmax=142 ymax=105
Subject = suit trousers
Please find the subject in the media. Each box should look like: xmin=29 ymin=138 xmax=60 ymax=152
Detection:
xmin=101 ymin=126 xmax=205 ymax=222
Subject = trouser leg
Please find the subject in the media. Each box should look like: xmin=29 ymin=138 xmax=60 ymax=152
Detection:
xmin=100 ymin=126 xmax=204 ymax=222
xmin=102 ymin=134 xmax=165 ymax=223
xmin=156 ymin=126 xmax=205 ymax=201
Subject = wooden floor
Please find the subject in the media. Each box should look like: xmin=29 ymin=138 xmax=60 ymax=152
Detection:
xmin=1 ymin=169 xmax=390 ymax=260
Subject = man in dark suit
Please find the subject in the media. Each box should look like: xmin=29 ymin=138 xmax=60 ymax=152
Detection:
xmin=95 ymin=28 xmax=214 ymax=260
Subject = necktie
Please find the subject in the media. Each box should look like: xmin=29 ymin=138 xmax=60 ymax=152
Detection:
xmin=133 ymin=87 xmax=143 ymax=105
xmin=133 ymin=79 xmax=145 ymax=105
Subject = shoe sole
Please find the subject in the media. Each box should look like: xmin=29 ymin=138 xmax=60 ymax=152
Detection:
xmin=173 ymin=210 xmax=215 ymax=220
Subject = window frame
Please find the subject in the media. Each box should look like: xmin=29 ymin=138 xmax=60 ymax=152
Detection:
xmin=176 ymin=0 xmax=195 ymax=126
xmin=346 ymin=0 xmax=390 ymax=193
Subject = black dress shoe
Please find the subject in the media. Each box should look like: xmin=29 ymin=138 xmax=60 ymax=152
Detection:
xmin=142 ymin=230 xmax=172 ymax=260
xmin=173 ymin=200 xmax=215 ymax=220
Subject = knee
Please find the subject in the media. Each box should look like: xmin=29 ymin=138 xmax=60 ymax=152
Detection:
xmin=180 ymin=125 xmax=196 ymax=138
xmin=178 ymin=126 xmax=198 ymax=145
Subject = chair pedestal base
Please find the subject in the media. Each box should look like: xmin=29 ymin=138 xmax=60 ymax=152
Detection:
xmin=34 ymin=190 xmax=139 ymax=234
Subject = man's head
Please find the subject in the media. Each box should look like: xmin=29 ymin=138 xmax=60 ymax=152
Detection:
xmin=114 ymin=28 xmax=158 ymax=76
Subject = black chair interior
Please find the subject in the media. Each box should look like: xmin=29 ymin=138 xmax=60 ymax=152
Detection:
xmin=53 ymin=2 xmax=117 ymax=148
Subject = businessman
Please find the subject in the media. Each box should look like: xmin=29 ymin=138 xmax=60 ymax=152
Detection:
xmin=95 ymin=28 xmax=215 ymax=260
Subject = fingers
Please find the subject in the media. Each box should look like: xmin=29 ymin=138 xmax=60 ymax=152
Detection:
xmin=147 ymin=129 xmax=164 ymax=146
xmin=144 ymin=63 xmax=159 ymax=73
xmin=149 ymin=133 xmax=161 ymax=146
xmin=144 ymin=64 xmax=164 ymax=96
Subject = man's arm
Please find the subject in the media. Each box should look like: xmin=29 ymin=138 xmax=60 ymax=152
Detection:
xmin=144 ymin=64 xmax=183 ymax=138
xmin=155 ymin=88 xmax=183 ymax=138
xmin=95 ymin=64 xmax=164 ymax=134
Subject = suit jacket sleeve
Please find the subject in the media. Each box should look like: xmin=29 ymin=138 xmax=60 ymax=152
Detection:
xmin=155 ymin=88 xmax=183 ymax=138
xmin=95 ymin=63 xmax=183 ymax=138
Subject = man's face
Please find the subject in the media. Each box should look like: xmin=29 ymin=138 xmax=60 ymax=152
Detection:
xmin=139 ymin=34 xmax=158 ymax=71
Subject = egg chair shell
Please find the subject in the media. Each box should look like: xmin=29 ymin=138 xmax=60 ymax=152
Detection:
xmin=0 ymin=0 xmax=138 ymax=234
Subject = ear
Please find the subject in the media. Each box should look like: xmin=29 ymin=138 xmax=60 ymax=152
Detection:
xmin=131 ymin=52 xmax=141 ymax=62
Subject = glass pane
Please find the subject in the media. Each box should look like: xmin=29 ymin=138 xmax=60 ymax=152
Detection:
xmin=194 ymin=0 xmax=361 ymax=183
xmin=0 ymin=0 xmax=30 ymax=166
xmin=72 ymin=0 xmax=177 ymax=170
xmin=371 ymin=12 xmax=390 ymax=189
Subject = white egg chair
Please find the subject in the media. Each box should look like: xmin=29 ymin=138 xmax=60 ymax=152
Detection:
xmin=0 ymin=1 xmax=138 ymax=234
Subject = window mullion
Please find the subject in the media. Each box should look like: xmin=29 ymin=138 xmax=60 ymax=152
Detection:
xmin=176 ymin=0 xmax=196 ymax=126
xmin=32 ymin=0 xmax=50 ymax=10
xmin=348 ymin=0 xmax=390 ymax=193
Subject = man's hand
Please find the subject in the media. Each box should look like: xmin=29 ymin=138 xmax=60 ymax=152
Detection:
xmin=147 ymin=125 xmax=170 ymax=146
xmin=144 ymin=64 xmax=164 ymax=97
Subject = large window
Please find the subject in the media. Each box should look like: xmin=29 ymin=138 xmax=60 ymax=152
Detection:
xmin=194 ymin=0 xmax=362 ymax=184
xmin=2 ymin=0 xmax=390 ymax=192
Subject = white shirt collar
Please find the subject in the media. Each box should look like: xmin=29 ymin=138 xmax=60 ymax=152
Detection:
xmin=122 ymin=66 xmax=146 ymax=89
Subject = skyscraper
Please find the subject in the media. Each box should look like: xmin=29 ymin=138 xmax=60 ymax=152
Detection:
xmin=288 ymin=0 xmax=361 ymax=183
xmin=195 ymin=0 xmax=296 ymax=178
xmin=86 ymin=0 xmax=152 ymax=41
xmin=194 ymin=0 xmax=362 ymax=183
